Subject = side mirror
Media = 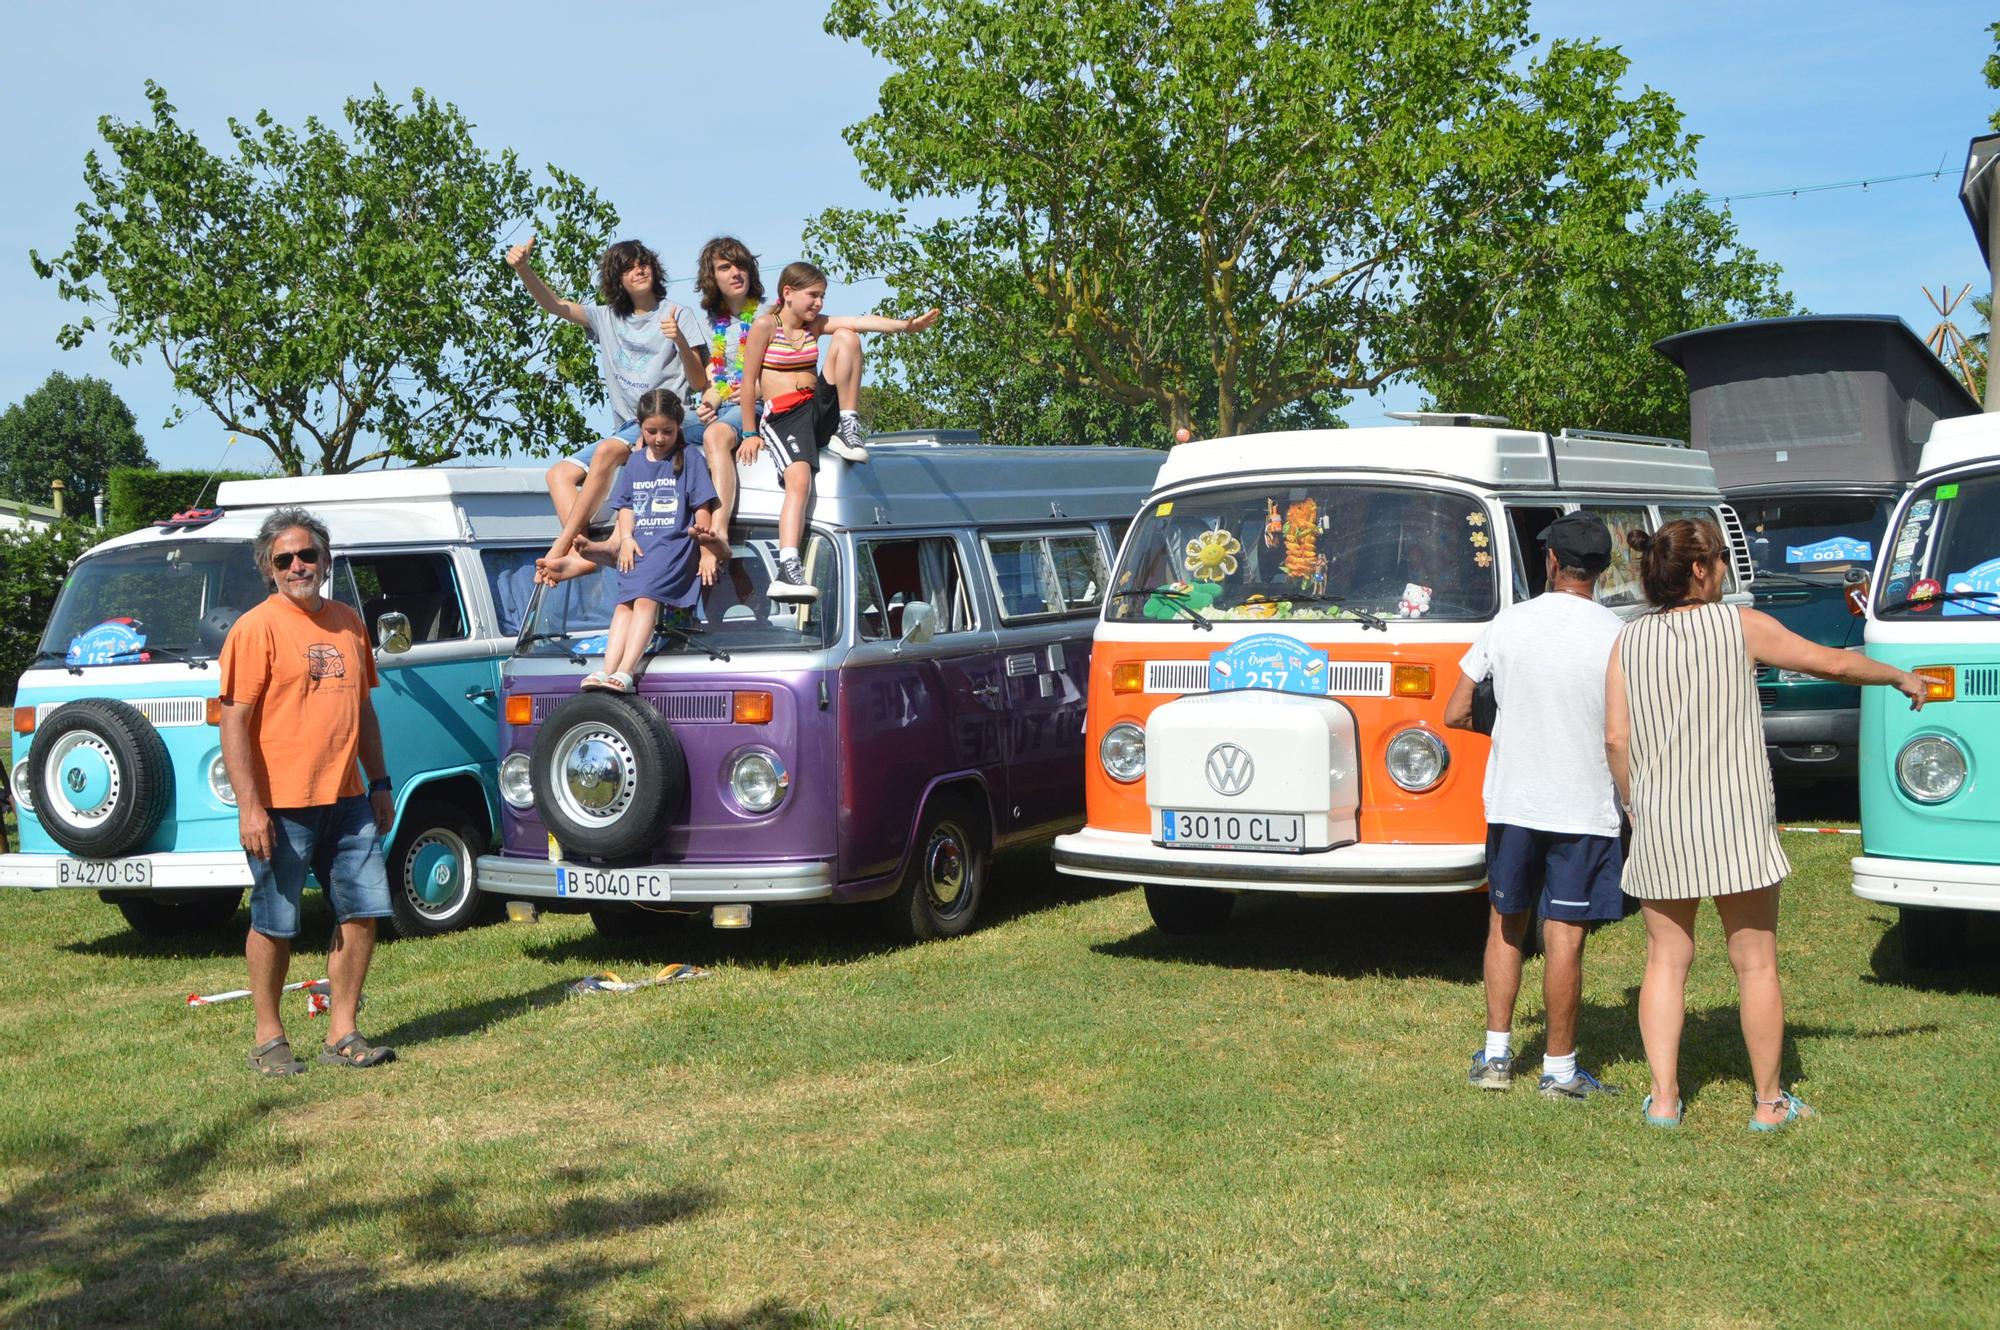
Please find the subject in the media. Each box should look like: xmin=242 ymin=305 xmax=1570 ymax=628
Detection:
xmin=899 ymin=600 xmax=938 ymax=646
xmin=1845 ymin=569 xmax=1869 ymax=618
xmin=376 ymin=611 xmax=413 ymax=655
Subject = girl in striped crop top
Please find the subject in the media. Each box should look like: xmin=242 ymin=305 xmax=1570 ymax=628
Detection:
xmin=738 ymin=260 xmax=940 ymax=602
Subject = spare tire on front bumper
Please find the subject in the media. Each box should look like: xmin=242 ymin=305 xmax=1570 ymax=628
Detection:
xmin=530 ymin=692 xmax=685 ymax=861
xmin=25 ymin=699 xmax=174 ymax=858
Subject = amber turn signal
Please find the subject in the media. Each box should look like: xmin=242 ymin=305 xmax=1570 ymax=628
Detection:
xmin=733 ymin=691 xmax=773 ymax=724
xmin=12 ymin=706 xmax=34 ymax=735
xmin=505 ymin=695 xmax=535 ymax=727
xmin=1915 ymin=666 xmax=1955 ymax=702
xmin=1112 ymin=661 xmax=1145 ymax=694
xmin=1391 ymin=664 xmax=1435 ymax=699
xmin=205 ymin=697 xmax=223 ymax=726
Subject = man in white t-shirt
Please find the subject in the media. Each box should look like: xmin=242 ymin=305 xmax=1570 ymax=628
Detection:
xmin=1445 ymin=512 xmax=1626 ymax=1102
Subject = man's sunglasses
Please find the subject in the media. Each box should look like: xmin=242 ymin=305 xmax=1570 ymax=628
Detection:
xmin=271 ymin=547 xmax=323 ymax=571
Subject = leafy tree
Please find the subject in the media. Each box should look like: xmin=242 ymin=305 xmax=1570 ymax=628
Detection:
xmin=817 ymin=0 xmax=1693 ymax=438
xmin=32 ymin=82 xmax=617 ymax=475
xmin=1987 ymin=19 xmax=2000 ymax=130
xmin=0 ymin=373 xmax=153 ymax=514
xmin=1413 ymin=194 xmax=1795 ymax=437
xmin=0 ymin=521 xmax=97 ymax=705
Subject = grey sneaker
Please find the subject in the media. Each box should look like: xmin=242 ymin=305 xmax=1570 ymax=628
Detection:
xmin=827 ymin=414 xmax=869 ymax=462
xmin=1468 ymin=1050 xmax=1513 ymax=1091
xmin=769 ymin=555 xmax=818 ymax=603
xmin=1538 ymin=1067 xmax=1619 ymax=1100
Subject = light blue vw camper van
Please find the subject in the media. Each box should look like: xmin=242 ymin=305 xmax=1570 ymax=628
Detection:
xmin=1851 ymin=413 xmax=2000 ymax=965
xmin=0 ymin=469 xmax=554 ymax=938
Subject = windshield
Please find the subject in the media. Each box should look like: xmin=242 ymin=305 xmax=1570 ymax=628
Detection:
xmin=1107 ymin=483 xmax=1498 ymax=623
xmin=37 ymin=539 xmax=267 ymax=665
xmin=1733 ymin=494 xmax=1895 ymax=577
xmin=1876 ymin=472 xmax=2000 ymax=620
xmin=516 ymin=525 xmax=840 ymax=655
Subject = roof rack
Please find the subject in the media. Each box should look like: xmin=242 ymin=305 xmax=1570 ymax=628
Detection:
xmin=867 ymin=429 xmax=984 ymax=447
xmin=1556 ymin=427 xmax=1689 ymax=450
xmin=1385 ymin=410 xmax=1512 ymax=428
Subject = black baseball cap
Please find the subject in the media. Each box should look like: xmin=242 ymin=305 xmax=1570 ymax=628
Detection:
xmin=1538 ymin=512 xmax=1613 ymax=574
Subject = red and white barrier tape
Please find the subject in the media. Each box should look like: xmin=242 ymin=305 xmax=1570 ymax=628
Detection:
xmin=1777 ymin=825 xmax=1862 ymax=836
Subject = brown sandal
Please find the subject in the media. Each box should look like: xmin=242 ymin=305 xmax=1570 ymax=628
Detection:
xmin=320 ymin=1032 xmax=396 ymax=1068
xmin=247 ymin=1036 xmax=307 ymax=1077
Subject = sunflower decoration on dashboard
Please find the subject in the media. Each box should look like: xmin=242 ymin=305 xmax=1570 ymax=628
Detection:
xmin=1281 ymin=499 xmax=1319 ymax=587
xmin=1183 ymin=525 xmax=1242 ymax=583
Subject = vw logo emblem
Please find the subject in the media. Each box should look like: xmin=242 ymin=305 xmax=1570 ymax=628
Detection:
xmin=1205 ymin=743 xmax=1254 ymax=797
xmin=65 ymin=768 xmax=87 ymax=794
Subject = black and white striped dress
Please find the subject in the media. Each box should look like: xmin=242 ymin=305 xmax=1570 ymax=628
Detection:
xmin=1618 ymin=602 xmax=1790 ymax=900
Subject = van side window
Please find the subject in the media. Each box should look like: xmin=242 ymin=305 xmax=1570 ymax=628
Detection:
xmin=859 ymin=537 xmax=977 ymax=640
xmin=1578 ymin=506 xmax=1653 ymax=608
xmin=1659 ymin=506 xmax=1738 ymax=594
xmin=983 ymin=530 xmax=1110 ymax=621
xmin=1506 ymin=507 xmax=1563 ymax=599
xmin=479 ymin=548 xmax=543 ymax=638
xmin=336 ymin=552 xmax=467 ymax=644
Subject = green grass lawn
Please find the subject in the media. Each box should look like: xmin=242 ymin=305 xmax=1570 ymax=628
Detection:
xmin=1 ymin=834 xmax=1996 ymax=1329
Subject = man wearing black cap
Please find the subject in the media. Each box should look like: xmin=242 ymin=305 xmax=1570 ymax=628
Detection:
xmin=1445 ymin=512 xmax=1626 ymax=1100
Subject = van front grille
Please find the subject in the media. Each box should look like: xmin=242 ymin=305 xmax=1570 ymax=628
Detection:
xmin=1143 ymin=660 xmax=1390 ymax=698
xmin=532 ymin=692 xmax=732 ymax=724
xmin=36 ymin=697 xmax=208 ymax=728
xmin=1961 ymin=666 xmax=2000 ymax=701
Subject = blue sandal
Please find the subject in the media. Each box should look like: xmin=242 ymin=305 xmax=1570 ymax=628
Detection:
xmin=1642 ymin=1094 xmax=1682 ymax=1128
xmin=1748 ymin=1090 xmax=1815 ymax=1132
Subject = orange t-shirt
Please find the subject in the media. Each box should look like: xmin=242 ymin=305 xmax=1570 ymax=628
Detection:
xmin=218 ymin=594 xmax=380 ymax=809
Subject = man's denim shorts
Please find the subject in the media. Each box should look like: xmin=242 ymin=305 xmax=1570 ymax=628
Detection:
xmin=566 ymin=418 xmax=642 ymax=469
xmin=247 ymin=794 xmax=393 ymax=939
xmin=1484 ymin=822 xmax=1628 ymax=923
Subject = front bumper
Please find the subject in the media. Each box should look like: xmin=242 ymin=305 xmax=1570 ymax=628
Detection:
xmin=1051 ymin=827 xmax=1486 ymax=894
xmin=0 ymin=851 xmax=253 ymax=891
xmin=1761 ymin=707 xmax=1859 ymax=775
xmin=1852 ymin=855 xmax=2000 ymax=913
xmin=474 ymin=854 xmax=835 ymax=903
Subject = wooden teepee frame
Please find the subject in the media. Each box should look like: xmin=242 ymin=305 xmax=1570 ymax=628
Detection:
xmin=1923 ymin=283 xmax=1985 ymax=396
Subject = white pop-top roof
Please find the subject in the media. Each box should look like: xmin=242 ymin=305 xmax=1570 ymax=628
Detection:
xmin=1917 ymin=413 xmax=2000 ymax=476
xmin=1150 ymin=426 xmax=1720 ymax=497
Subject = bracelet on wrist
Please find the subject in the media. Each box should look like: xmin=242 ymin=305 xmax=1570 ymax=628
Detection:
xmin=368 ymin=776 xmax=392 ymax=794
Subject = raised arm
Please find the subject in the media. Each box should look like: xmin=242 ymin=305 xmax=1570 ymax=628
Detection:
xmin=1604 ymin=643 xmax=1631 ymax=810
xmin=1739 ymin=607 xmax=1927 ymax=709
xmin=662 ymin=304 xmax=711 ymax=394
xmin=816 ymin=308 xmax=941 ymax=335
xmin=506 ymin=235 xmax=589 ymax=327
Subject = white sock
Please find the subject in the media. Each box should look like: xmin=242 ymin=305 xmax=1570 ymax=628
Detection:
xmin=839 ymin=409 xmax=858 ymax=421
xmin=1484 ymin=1030 xmax=1511 ymax=1061
xmin=780 ymin=546 xmax=799 ymax=563
xmin=1543 ymin=1051 xmax=1578 ymax=1083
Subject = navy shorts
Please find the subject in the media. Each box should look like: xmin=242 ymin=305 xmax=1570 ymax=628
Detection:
xmin=247 ymin=795 xmax=393 ymax=939
xmin=1484 ymin=823 xmax=1627 ymax=923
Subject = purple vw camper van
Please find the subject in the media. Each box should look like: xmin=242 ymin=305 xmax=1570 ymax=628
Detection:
xmin=474 ymin=433 xmax=1163 ymax=940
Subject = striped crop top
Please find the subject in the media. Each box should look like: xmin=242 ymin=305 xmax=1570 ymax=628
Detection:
xmin=762 ymin=327 xmax=819 ymax=374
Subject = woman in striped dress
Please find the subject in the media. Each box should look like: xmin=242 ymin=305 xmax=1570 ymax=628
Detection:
xmin=1604 ymin=520 xmax=1928 ymax=1130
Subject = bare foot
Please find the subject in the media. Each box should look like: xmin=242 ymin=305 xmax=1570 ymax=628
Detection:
xmin=536 ymin=552 xmax=600 ymax=585
xmin=571 ymin=536 xmax=620 ymax=566
xmin=696 ymin=527 xmax=732 ymax=557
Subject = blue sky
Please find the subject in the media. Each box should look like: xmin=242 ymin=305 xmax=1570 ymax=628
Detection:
xmin=0 ymin=0 xmax=1992 ymax=476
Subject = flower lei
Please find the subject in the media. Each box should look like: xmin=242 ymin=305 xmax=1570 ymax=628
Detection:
xmin=707 ymin=299 xmax=760 ymax=403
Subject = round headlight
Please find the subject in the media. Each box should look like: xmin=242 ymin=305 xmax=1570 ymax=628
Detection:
xmin=11 ymin=758 xmax=34 ymax=812
xmin=1897 ymin=736 xmax=1966 ymax=804
xmin=729 ymin=751 xmax=787 ymax=813
xmin=1100 ymin=722 xmax=1146 ymax=783
xmin=1386 ymin=728 xmax=1449 ymax=792
xmin=500 ymin=752 xmax=534 ymax=809
xmin=207 ymin=752 xmax=237 ymax=807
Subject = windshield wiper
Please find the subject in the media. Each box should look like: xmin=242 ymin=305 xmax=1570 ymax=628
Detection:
xmin=1111 ymin=587 xmax=1213 ymax=631
xmin=655 ymin=621 xmax=729 ymax=662
xmin=129 ymin=644 xmax=210 ymax=670
xmin=27 ymin=648 xmax=83 ymax=676
xmin=1878 ymin=588 xmax=2000 ymax=617
xmin=1751 ymin=570 xmax=1844 ymax=589
xmin=1283 ymin=595 xmax=1389 ymax=631
xmin=517 ymin=631 xmax=587 ymax=665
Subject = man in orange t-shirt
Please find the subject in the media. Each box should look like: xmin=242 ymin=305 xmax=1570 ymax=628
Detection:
xmin=219 ymin=507 xmax=397 ymax=1075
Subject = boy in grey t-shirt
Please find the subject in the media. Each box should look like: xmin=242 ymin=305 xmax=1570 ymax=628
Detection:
xmin=507 ymin=235 xmax=712 ymax=584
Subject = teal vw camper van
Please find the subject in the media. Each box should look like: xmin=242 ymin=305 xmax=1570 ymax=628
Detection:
xmin=0 ymin=470 xmax=554 ymax=938
xmin=1851 ymin=413 xmax=2000 ymax=964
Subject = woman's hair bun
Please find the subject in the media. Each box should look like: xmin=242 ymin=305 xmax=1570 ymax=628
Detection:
xmin=1626 ymin=529 xmax=1652 ymax=553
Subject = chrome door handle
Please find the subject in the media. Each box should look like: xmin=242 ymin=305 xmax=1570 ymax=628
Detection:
xmin=465 ymin=687 xmax=497 ymax=701
xmin=971 ymin=682 xmax=1000 ymax=700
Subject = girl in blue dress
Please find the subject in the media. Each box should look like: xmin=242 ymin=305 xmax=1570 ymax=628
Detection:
xmin=583 ymin=390 xmax=721 ymax=693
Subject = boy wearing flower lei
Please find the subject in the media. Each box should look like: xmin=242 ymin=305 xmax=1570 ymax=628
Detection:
xmin=686 ymin=236 xmax=764 ymax=550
